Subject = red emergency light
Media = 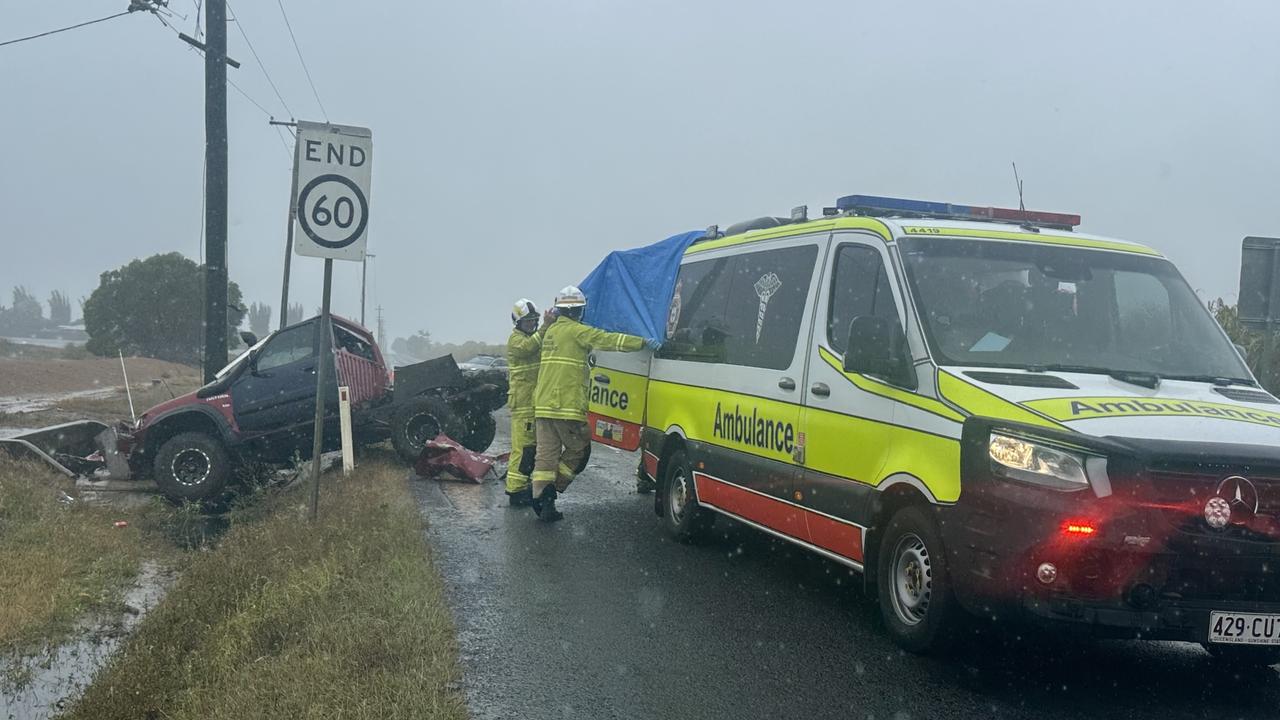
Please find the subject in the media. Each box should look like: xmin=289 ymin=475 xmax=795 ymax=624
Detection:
xmin=1062 ymin=520 xmax=1098 ymax=537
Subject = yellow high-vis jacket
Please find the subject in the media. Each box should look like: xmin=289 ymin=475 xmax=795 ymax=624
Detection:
xmin=533 ymin=316 xmax=645 ymax=422
xmin=506 ymin=327 xmax=544 ymax=419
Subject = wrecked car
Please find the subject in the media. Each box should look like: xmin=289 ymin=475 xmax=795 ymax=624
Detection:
xmin=3 ymin=315 xmax=505 ymax=502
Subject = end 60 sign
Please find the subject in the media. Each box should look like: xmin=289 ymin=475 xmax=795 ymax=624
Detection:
xmin=293 ymin=121 xmax=372 ymax=262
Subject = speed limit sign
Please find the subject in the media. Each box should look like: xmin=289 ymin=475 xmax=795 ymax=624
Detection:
xmin=292 ymin=121 xmax=372 ymax=261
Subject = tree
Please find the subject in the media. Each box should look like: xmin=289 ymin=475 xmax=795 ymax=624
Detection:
xmin=287 ymin=303 xmax=304 ymax=326
xmin=248 ymin=302 xmax=272 ymax=337
xmin=405 ymin=330 xmax=432 ymax=360
xmin=83 ymin=253 xmax=245 ymax=364
xmin=48 ymin=291 xmax=72 ymax=325
xmin=1209 ymin=298 xmax=1277 ymax=393
xmin=0 ymin=286 xmax=45 ymax=336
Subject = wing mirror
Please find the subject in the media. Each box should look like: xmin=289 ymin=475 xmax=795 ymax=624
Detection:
xmin=240 ymin=331 xmax=259 ymax=347
xmin=842 ymin=316 xmax=917 ymax=389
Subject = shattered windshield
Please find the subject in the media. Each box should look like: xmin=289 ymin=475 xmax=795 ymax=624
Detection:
xmin=899 ymin=237 xmax=1251 ymax=380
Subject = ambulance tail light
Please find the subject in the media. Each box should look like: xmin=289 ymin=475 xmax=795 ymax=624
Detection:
xmin=835 ymin=194 xmax=1080 ymax=229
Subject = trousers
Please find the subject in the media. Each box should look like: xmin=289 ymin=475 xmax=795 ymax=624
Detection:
xmin=505 ymin=413 xmax=535 ymax=493
xmin=531 ymin=418 xmax=591 ymax=496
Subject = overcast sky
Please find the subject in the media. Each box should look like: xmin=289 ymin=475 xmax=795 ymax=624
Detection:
xmin=3 ymin=0 xmax=1278 ymax=345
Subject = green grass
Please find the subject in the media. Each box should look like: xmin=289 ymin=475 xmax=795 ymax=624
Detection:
xmin=66 ymin=456 xmax=469 ymax=720
xmin=0 ymin=460 xmax=147 ymax=658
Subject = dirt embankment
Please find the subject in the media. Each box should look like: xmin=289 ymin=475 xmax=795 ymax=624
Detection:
xmin=0 ymin=357 xmax=198 ymax=398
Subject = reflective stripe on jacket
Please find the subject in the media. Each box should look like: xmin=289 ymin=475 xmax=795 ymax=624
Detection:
xmin=533 ymin=317 xmax=645 ymax=422
xmin=507 ymin=327 xmax=543 ymax=418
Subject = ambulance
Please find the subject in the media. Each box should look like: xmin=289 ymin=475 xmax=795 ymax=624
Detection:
xmin=587 ymin=194 xmax=1280 ymax=663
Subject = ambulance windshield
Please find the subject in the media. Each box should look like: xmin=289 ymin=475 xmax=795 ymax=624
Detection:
xmin=899 ymin=237 xmax=1252 ymax=381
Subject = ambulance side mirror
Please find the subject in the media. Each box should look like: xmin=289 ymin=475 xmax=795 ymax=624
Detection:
xmin=842 ymin=316 xmax=917 ymax=390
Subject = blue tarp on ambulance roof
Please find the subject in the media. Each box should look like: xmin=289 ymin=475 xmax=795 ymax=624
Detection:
xmin=580 ymin=230 xmax=704 ymax=344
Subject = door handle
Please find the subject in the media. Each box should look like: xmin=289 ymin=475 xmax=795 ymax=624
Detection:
xmin=593 ymin=374 xmax=611 ymax=385
xmin=810 ymin=382 xmax=831 ymax=398
xmin=778 ymin=377 xmax=796 ymax=391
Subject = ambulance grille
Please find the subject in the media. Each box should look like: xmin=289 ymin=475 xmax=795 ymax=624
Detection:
xmin=1146 ymin=468 xmax=1280 ymax=543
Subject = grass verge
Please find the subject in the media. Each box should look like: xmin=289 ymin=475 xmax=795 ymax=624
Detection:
xmin=66 ymin=456 xmax=469 ymax=720
xmin=0 ymin=460 xmax=148 ymax=659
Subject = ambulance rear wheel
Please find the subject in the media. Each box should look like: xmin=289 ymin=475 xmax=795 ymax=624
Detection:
xmin=877 ymin=505 xmax=960 ymax=654
xmin=661 ymin=448 xmax=714 ymax=542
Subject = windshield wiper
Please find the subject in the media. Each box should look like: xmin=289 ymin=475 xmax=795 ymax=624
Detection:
xmin=1025 ymin=364 xmax=1161 ymax=389
xmin=1158 ymin=374 xmax=1257 ymax=387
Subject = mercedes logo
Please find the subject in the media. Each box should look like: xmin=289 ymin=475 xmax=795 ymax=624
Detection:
xmin=1203 ymin=476 xmax=1260 ymax=530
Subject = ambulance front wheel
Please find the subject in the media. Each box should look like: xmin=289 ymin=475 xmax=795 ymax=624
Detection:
xmin=876 ymin=505 xmax=961 ymax=654
xmin=661 ymin=448 xmax=715 ymax=542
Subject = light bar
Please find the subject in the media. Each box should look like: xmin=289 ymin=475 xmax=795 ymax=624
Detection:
xmin=835 ymin=194 xmax=1080 ymax=228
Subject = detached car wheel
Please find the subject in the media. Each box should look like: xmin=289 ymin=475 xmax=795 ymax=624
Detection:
xmin=391 ymin=397 xmax=464 ymax=463
xmin=876 ymin=505 xmax=961 ymax=654
xmin=153 ymin=431 xmax=231 ymax=502
xmin=458 ymin=411 xmax=497 ymax=453
xmin=661 ymin=448 xmax=715 ymax=542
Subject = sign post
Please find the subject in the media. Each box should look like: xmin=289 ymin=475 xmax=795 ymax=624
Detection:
xmin=1238 ymin=237 xmax=1280 ymax=388
xmin=290 ymin=121 xmax=373 ymax=520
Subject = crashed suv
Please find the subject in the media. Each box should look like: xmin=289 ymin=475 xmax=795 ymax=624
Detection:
xmin=118 ymin=315 xmax=504 ymax=500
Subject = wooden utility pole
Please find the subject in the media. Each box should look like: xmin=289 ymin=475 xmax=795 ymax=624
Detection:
xmin=202 ymin=0 xmax=229 ymax=382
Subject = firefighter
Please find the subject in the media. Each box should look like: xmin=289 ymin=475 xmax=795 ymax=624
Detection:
xmin=505 ymin=298 xmax=545 ymax=507
xmin=530 ymin=286 xmax=657 ymax=521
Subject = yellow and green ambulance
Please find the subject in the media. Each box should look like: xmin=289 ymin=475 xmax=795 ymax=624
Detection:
xmin=588 ymin=194 xmax=1280 ymax=662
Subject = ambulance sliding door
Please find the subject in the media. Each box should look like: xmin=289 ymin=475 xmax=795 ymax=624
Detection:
xmin=647 ymin=234 xmax=826 ymax=543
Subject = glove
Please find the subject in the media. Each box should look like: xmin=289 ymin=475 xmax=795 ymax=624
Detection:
xmin=645 ymin=337 xmax=663 ymax=352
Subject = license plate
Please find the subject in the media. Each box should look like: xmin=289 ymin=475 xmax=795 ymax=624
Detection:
xmin=1208 ymin=612 xmax=1280 ymax=645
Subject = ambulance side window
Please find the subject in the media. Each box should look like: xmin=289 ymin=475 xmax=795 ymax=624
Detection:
xmin=827 ymin=244 xmax=900 ymax=354
xmin=721 ymin=245 xmax=819 ymax=370
xmin=658 ymin=256 xmax=734 ymax=363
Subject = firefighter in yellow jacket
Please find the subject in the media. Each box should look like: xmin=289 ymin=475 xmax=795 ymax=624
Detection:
xmin=504 ymin=298 xmax=545 ymax=507
xmin=530 ymin=286 xmax=655 ymax=521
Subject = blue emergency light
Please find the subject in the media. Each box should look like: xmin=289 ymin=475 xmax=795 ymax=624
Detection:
xmin=835 ymin=194 xmax=1081 ymax=229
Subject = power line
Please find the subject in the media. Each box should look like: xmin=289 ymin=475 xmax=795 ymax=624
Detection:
xmin=227 ymin=2 xmax=294 ymax=118
xmin=0 ymin=10 xmax=135 ymax=48
xmin=275 ymin=0 xmax=328 ymax=121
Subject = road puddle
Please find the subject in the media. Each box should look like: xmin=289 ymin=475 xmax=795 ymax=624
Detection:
xmin=0 ymin=388 xmax=117 ymax=416
xmin=0 ymin=562 xmax=174 ymax=720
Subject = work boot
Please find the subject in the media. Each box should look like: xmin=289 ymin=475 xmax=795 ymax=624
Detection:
xmin=507 ymin=487 xmax=533 ymax=507
xmin=536 ymin=486 xmax=563 ymax=523
xmin=636 ymin=474 xmax=656 ymax=495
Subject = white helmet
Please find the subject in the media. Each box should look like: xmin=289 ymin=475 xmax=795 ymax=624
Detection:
xmin=554 ymin=285 xmax=587 ymax=309
xmin=511 ymin=298 xmax=538 ymax=326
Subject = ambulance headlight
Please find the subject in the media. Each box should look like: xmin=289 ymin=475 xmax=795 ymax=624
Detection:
xmin=988 ymin=433 xmax=1089 ymax=491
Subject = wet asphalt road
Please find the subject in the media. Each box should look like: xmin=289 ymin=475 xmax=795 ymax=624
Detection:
xmin=415 ymin=410 xmax=1280 ymax=720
